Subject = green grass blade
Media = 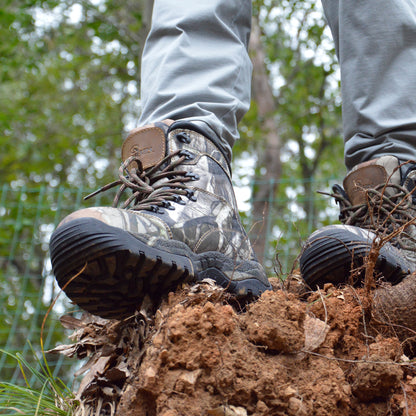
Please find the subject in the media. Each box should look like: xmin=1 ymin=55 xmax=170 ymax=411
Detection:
xmin=0 ymin=348 xmax=76 ymax=416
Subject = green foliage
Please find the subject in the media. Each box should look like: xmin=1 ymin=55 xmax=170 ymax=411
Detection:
xmin=0 ymin=347 xmax=76 ymax=415
xmin=248 ymin=0 xmax=343 ymax=177
xmin=0 ymin=0 xmax=149 ymax=382
xmin=0 ymin=184 xmax=115 ymax=383
xmin=0 ymin=0 xmax=150 ymax=188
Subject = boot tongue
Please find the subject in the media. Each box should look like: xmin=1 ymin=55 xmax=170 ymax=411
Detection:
xmin=121 ymin=120 xmax=173 ymax=169
xmin=343 ymin=156 xmax=401 ymax=205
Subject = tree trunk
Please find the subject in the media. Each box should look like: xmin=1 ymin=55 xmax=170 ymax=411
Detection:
xmin=249 ymin=17 xmax=282 ymax=265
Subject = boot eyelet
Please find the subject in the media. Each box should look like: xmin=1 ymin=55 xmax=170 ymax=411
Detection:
xmin=149 ymin=205 xmax=163 ymax=214
xmin=161 ymin=201 xmax=175 ymax=211
xmin=185 ymin=172 xmax=200 ymax=181
xmin=178 ymin=149 xmax=195 ymax=160
xmin=185 ymin=189 xmax=197 ymax=202
xmin=172 ymin=195 xmax=186 ymax=205
xmin=176 ymin=132 xmax=191 ymax=144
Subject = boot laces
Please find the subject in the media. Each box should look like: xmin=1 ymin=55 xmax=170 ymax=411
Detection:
xmin=330 ymin=182 xmax=416 ymax=251
xmin=85 ymin=150 xmax=198 ymax=213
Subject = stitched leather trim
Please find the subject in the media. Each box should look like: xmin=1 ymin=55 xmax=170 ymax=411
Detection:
xmin=122 ymin=126 xmax=166 ymax=169
xmin=344 ymin=165 xmax=387 ymax=205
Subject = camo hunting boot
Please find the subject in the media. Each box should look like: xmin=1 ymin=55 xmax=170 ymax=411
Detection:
xmin=50 ymin=120 xmax=271 ymax=318
xmin=300 ymin=155 xmax=416 ymax=288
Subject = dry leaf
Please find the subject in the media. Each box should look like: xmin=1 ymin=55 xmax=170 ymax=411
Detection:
xmin=59 ymin=315 xmax=86 ymax=330
xmin=303 ymin=314 xmax=330 ymax=351
xmin=46 ymin=343 xmax=78 ymax=357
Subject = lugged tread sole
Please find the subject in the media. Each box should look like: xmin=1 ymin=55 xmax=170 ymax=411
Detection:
xmin=300 ymin=225 xmax=413 ymax=288
xmin=50 ymin=217 xmax=271 ymax=319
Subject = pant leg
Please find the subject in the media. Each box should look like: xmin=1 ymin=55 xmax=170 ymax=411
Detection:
xmin=322 ymin=0 xmax=416 ymax=170
xmin=138 ymin=0 xmax=252 ymax=163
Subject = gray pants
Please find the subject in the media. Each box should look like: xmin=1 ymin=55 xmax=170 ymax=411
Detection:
xmin=139 ymin=0 xmax=416 ymax=170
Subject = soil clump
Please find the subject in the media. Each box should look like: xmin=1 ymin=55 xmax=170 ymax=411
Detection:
xmin=53 ymin=275 xmax=416 ymax=416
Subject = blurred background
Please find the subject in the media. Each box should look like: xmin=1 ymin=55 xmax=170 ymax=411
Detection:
xmin=0 ymin=0 xmax=344 ymax=385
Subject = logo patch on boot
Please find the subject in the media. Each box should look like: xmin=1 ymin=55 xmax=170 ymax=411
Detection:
xmin=122 ymin=126 xmax=166 ymax=169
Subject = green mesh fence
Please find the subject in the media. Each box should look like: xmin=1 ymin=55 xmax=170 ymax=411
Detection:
xmin=0 ymin=177 xmax=340 ymax=384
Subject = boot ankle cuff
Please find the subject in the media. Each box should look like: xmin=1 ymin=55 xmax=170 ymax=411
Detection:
xmin=168 ymin=120 xmax=232 ymax=173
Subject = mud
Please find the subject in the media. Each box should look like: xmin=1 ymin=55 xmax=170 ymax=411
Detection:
xmin=108 ymin=277 xmax=416 ymax=416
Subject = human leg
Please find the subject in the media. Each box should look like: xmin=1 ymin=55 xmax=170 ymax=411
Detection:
xmin=49 ymin=1 xmax=270 ymax=319
xmin=138 ymin=0 xmax=253 ymax=164
xmin=323 ymin=0 xmax=416 ymax=170
xmin=300 ymin=0 xmax=416 ymax=287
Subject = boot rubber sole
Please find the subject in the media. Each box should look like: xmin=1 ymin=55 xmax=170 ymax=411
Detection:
xmin=300 ymin=225 xmax=414 ymax=288
xmin=50 ymin=217 xmax=270 ymax=318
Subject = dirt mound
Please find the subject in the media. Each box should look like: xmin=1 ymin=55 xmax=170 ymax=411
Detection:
xmin=52 ymin=276 xmax=416 ymax=416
